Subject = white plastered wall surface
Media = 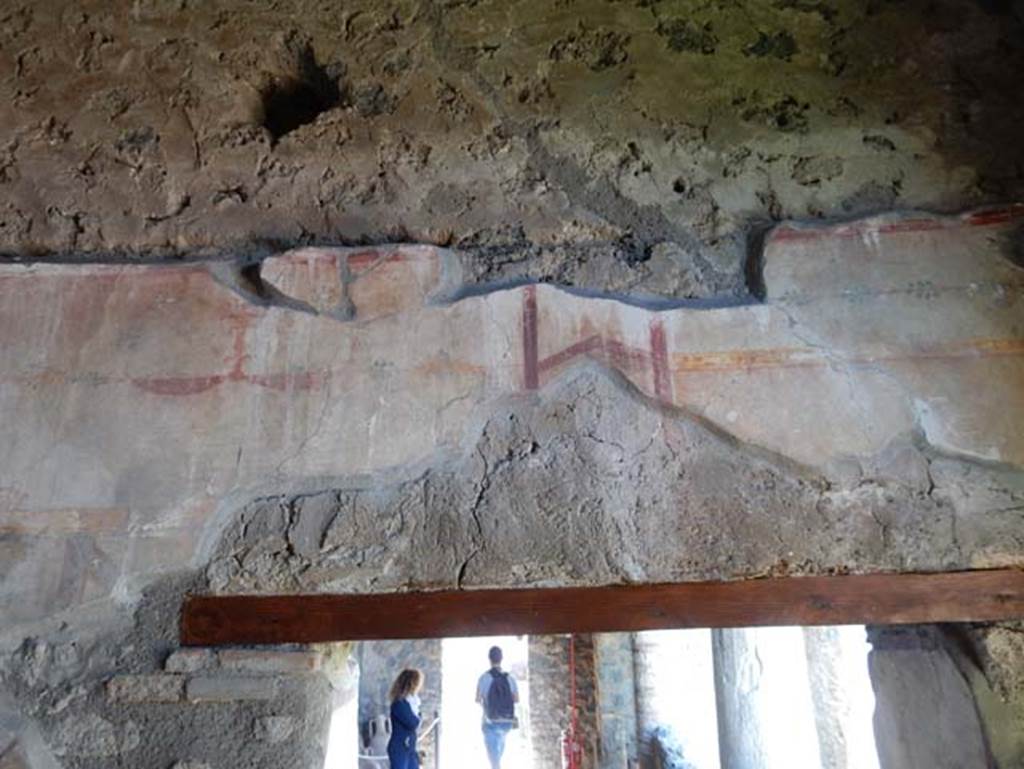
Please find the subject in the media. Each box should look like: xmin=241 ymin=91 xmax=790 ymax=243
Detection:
xmin=0 ymin=205 xmax=1021 ymax=639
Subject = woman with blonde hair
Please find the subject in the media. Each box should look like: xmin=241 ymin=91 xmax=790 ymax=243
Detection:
xmin=387 ymin=668 xmax=424 ymax=769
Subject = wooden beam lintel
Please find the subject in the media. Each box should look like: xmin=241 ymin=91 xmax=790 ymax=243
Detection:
xmin=181 ymin=569 xmax=1024 ymax=646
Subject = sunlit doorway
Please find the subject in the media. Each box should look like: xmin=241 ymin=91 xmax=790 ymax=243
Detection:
xmin=440 ymin=635 xmax=533 ymax=769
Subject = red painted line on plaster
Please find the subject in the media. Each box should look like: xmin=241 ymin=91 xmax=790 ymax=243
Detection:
xmin=966 ymin=206 xmax=1024 ymax=226
xmin=246 ymin=370 xmax=325 ymax=391
xmin=522 ymin=285 xmax=539 ymax=390
xmin=348 ymin=250 xmax=406 ymax=271
xmin=602 ymin=338 xmax=651 ymax=371
xmin=536 ymin=333 xmax=653 ymax=382
xmin=27 ymin=335 xmax=1024 ymax=399
xmin=770 ymin=204 xmax=1024 ymax=243
xmin=536 ymin=331 xmax=653 ymax=392
xmin=131 ymin=369 xmax=326 ymax=396
xmin=650 ymin=319 xmax=672 ymax=403
xmin=538 ymin=334 xmax=602 ymax=373
xmin=132 ymin=374 xmax=227 ymax=396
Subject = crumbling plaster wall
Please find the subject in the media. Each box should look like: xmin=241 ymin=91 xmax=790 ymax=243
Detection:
xmin=2 ymin=0 xmax=1024 ymax=300
xmin=0 ymin=577 xmax=358 ymax=769
xmin=0 ymin=203 xmax=1022 ymax=767
xmin=1 ymin=2 xmax=1024 ymax=766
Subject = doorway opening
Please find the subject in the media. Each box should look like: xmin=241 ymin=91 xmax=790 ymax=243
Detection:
xmin=441 ymin=635 xmax=533 ymax=769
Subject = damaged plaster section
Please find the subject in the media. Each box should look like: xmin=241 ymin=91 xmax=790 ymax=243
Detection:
xmin=0 ymin=208 xmax=1021 ymax=769
xmin=0 ymin=370 xmax=1022 ymax=769
xmin=206 ymin=368 xmax=1024 ymax=595
xmin=1 ymin=204 xmax=1022 ymax=631
xmin=2 ymin=0 xmax=1024 ymax=301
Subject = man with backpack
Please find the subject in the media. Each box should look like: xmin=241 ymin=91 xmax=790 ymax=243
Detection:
xmin=476 ymin=645 xmax=519 ymax=769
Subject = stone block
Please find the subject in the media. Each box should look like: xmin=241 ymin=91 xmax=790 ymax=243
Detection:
xmin=106 ymin=674 xmax=183 ymax=703
xmin=171 ymin=762 xmax=211 ymax=769
xmin=218 ymin=649 xmax=321 ymax=674
xmin=165 ymin=648 xmax=217 ymax=673
xmin=53 ymin=714 xmax=139 ymax=758
xmin=253 ymin=716 xmax=296 ymax=744
xmin=186 ymin=676 xmax=278 ymax=702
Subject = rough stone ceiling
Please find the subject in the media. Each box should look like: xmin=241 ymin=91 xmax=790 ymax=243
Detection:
xmin=1 ymin=0 xmax=1023 ymax=301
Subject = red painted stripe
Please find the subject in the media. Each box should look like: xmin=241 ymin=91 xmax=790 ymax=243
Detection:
xmin=522 ymin=285 xmax=539 ymax=390
xmin=649 ymin=320 xmax=672 ymax=403
xmin=132 ymin=374 xmax=225 ymax=396
xmin=602 ymin=338 xmax=651 ymax=371
xmin=771 ymin=204 xmax=1024 ymax=243
xmin=348 ymin=249 xmax=407 ymax=271
xmin=538 ymin=334 xmax=602 ymax=373
xmin=246 ymin=371 xmax=324 ymax=392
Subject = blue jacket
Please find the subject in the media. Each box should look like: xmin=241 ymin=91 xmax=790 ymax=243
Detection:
xmin=388 ymin=698 xmax=421 ymax=769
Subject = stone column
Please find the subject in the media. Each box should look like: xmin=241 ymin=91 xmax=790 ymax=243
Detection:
xmin=867 ymin=626 xmax=991 ymax=769
xmin=595 ymin=634 xmax=637 ymax=769
xmin=575 ymin=635 xmax=600 ymax=769
xmin=635 ymin=629 xmax=719 ymax=769
xmin=712 ymin=627 xmax=821 ymax=769
xmin=801 ymin=626 xmax=880 ymax=769
xmin=529 ymin=635 xmax=571 ymax=769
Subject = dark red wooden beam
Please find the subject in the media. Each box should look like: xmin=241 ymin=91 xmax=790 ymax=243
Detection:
xmin=181 ymin=569 xmax=1024 ymax=646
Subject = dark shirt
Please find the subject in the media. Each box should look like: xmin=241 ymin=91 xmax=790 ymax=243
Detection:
xmin=388 ymin=697 xmax=421 ymax=769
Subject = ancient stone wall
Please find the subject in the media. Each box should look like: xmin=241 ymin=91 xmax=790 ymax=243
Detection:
xmin=1 ymin=3 xmax=1023 ymax=758
xmin=2 ymin=0 xmax=1023 ymax=302
xmin=3 ymin=209 xmax=1023 ymax=636
xmin=0 ymin=578 xmax=357 ymax=769
xmin=528 ymin=635 xmax=572 ymax=769
xmin=594 ymin=634 xmax=638 ymax=769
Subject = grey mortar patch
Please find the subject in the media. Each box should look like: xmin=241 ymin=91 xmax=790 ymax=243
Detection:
xmin=203 ymin=366 xmax=1024 ymax=597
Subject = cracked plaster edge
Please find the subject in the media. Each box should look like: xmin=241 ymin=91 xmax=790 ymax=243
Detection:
xmin=187 ymin=359 xmax=1024 ymax=583
xmin=0 ymin=205 xmax=1021 ymax=644
xmin=3 ymin=204 xmax=1021 ymax=315
xmin=186 ymin=360 xmax=831 ymax=569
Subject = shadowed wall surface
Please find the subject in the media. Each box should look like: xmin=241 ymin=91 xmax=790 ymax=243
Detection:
xmin=2 ymin=0 xmax=1024 ymax=301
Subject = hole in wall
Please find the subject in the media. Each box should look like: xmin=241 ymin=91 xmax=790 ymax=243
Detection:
xmin=262 ymin=74 xmax=341 ymax=141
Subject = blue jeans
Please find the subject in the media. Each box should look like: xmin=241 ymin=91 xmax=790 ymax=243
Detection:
xmin=482 ymin=722 xmax=513 ymax=769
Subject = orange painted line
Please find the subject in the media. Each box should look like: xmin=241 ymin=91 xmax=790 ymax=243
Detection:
xmin=669 ymin=337 xmax=1024 ymax=373
xmin=0 ymin=507 xmax=130 ymax=534
xmin=8 ymin=336 xmax=1022 ymax=394
xmin=348 ymin=250 xmax=407 ymax=270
